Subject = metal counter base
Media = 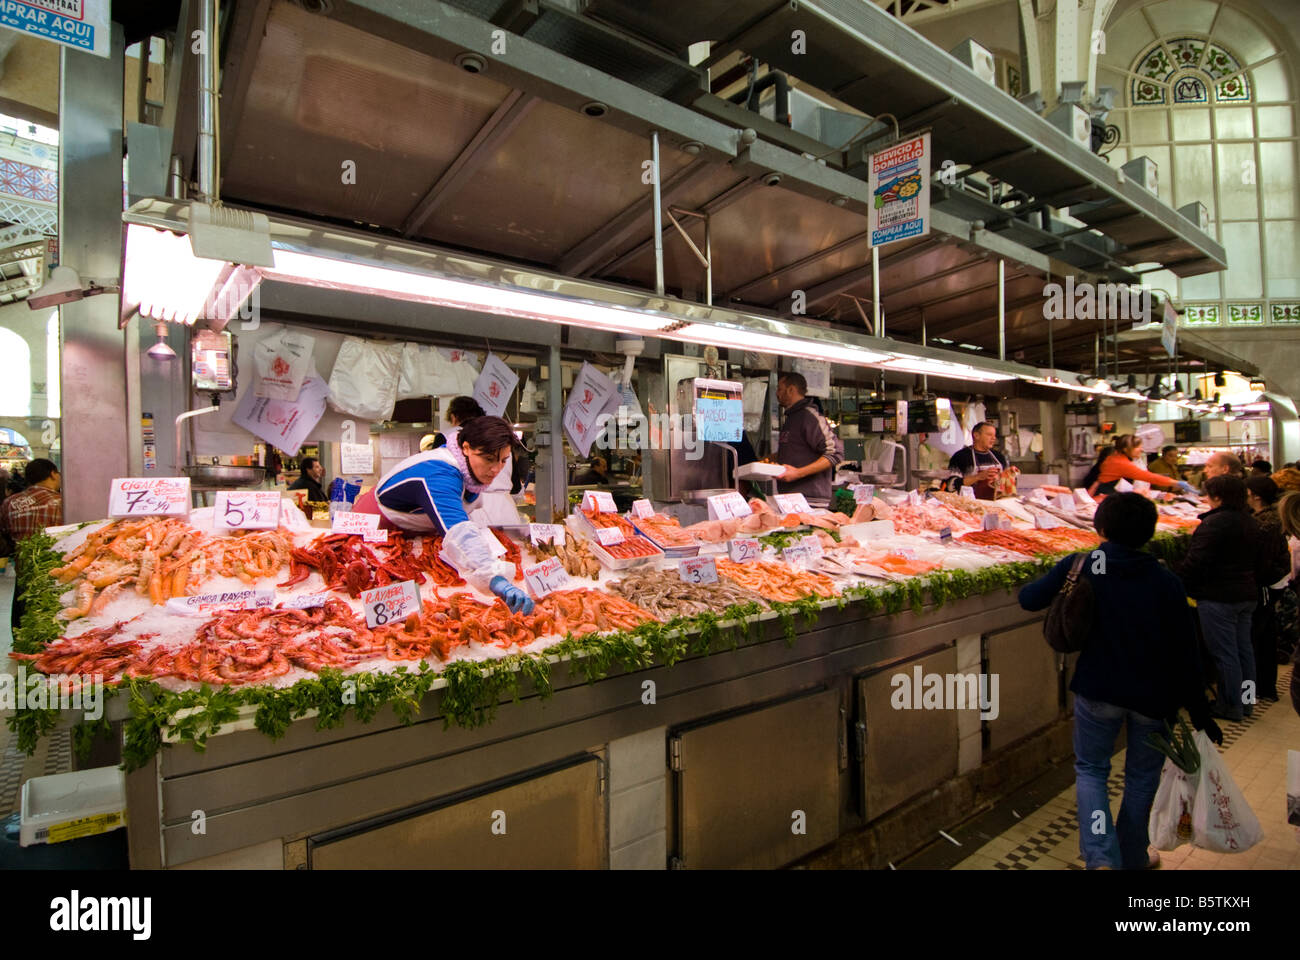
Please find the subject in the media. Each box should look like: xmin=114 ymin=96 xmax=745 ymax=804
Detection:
xmin=123 ymin=592 xmax=1058 ymax=869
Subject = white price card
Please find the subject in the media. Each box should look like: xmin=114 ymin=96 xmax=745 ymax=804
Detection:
xmin=529 ymin=523 xmax=566 ymax=546
xmin=1114 ymin=478 xmax=1135 ymax=493
xmin=109 ymin=477 xmax=191 ymax=518
xmin=332 ymin=512 xmax=382 ymax=536
xmin=1035 ymin=513 xmax=1064 ymax=530
xmin=595 ymin=525 xmax=626 ymax=547
xmin=524 ymin=556 xmax=568 ymax=599
xmin=729 ymin=537 xmax=761 ymax=563
xmin=800 ymin=535 xmax=825 ymax=558
xmin=852 ymin=484 xmax=876 ymax=504
xmin=165 ymin=588 xmax=274 ymax=617
xmin=678 ymin=556 xmax=719 ymax=585
xmin=1055 ymin=494 xmax=1077 ymax=512
xmin=214 ymin=490 xmax=281 ymax=530
xmin=581 ymin=490 xmax=617 ymax=513
xmin=1132 ymin=480 xmax=1152 ymax=496
xmin=279 ymin=593 xmax=332 ymax=610
xmin=340 ymin=441 xmax=375 ymax=475
xmin=938 ymin=526 xmax=953 ymax=541
xmin=360 ymin=580 xmax=422 ymax=628
xmin=362 ymin=527 xmax=389 ymax=543
xmin=773 ymin=492 xmax=811 ymax=515
xmin=630 ymin=499 xmax=655 ymax=519
xmin=1073 ymin=488 xmax=1096 ymax=506
xmin=983 ymin=512 xmax=1000 ymax=531
xmin=707 ymin=491 xmax=752 ymax=521
xmin=782 ymin=544 xmax=813 ymax=564
xmin=907 ymin=490 xmax=923 ymax=506
xmin=1000 ymin=515 xmax=1012 ymax=530
xmin=960 ymin=486 xmax=976 ymax=499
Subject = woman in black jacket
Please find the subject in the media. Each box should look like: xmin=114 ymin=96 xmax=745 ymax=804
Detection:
xmin=1177 ymin=475 xmax=1282 ymax=720
xmin=1246 ymin=476 xmax=1291 ymax=701
xmin=1019 ymin=494 xmax=1220 ymax=870
xmin=1275 ymin=492 xmax=1300 ymax=719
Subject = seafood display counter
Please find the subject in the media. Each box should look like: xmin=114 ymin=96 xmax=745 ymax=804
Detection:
xmin=8 ymin=493 xmax=1194 ymax=869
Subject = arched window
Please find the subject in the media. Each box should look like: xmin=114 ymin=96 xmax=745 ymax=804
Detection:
xmin=1097 ymin=0 xmax=1298 ymax=328
xmin=46 ymin=310 xmax=59 ymax=419
xmin=0 ymin=326 xmax=32 ymax=416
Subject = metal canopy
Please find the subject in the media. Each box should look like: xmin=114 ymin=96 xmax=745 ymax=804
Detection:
xmin=585 ymin=0 xmax=1226 ymax=278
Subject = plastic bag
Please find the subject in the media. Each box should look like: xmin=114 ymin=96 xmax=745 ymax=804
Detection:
xmin=1191 ymin=729 xmax=1263 ymax=853
xmin=253 ymin=327 xmax=315 ymax=401
xmin=439 ymin=519 xmax=514 ymax=593
xmin=1148 ymin=759 xmax=1198 ymax=851
xmin=328 ymin=337 xmax=402 ymax=421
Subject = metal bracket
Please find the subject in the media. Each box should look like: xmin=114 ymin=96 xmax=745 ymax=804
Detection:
xmin=853 ymin=721 xmax=866 ymax=762
xmin=838 ymin=706 xmax=848 ymax=771
xmin=669 ymin=737 xmax=682 ymax=772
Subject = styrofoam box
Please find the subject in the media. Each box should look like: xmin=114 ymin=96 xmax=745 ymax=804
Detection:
xmin=20 ymin=767 xmax=126 ymax=847
xmin=735 ymin=462 xmax=787 ymax=480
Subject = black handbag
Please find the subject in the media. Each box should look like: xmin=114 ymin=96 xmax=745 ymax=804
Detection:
xmin=1044 ymin=552 xmax=1094 ymax=653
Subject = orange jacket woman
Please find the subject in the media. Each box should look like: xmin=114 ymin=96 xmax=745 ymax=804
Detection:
xmin=1088 ymin=434 xmax=1195 ymax=497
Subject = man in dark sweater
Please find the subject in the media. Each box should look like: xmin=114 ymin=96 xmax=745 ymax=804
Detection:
xmin=774 ymin=372 xmax=842 ymax=507
xmin=1020 ymin=494 xmax=1221 ymax=870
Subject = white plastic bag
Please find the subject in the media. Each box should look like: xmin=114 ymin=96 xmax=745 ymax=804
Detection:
xmin=397 ymin=342 xmax=438 ymax=399
xmin=438 ymin=519 xmax=514 ymax=593
xmin=253 ymin=327 xmax=315 ymax=401
xmin=1191 ymin=730 xmax=1263 ymax=853
xmin=1287 ymin=750 xmax=1299 ymax=827
xmin=1148 ymin=759 xmax=1197 ymax=851
xmin=327 ymin=337 xmax=402 ymax=421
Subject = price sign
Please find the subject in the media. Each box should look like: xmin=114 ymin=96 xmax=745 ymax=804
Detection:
xmin=678 ymin=557 xmax=719 ymax=585
xmin=529 ymin=523 xmax=566 ymax=546
xmin=707 ymin=491 xmax=752 ymax=521
xmin=214 ymin=491 xmax=281 ymax=530
xmin=782 ymin=544 xmax=813 ymax=564
xmin=729 ymin=537 xmax=760 ymax=563
xmin=1000 ymin=515 xmax=1012 ymax=530
xmin=109 ymin=478 xmax=191 ymax=518
xmin=983 ymin=513 xmax=1000 ymax=531
xmin=1055 ymin=494 xmax=1077 ymax=512
xmin=938 ymin=526 xmax=953 ymax=541
xmin=960 ymin=486 xmax=976 ymax=499
xmin=800 ymin=535 xmax=825 ymax=558
xmin=340 ymin=441 xmax=375 ymax=475
xmin=581 ymin=490 xmax=617 ymax=513
xmin=773 ymin=492 xmax=811 ymax=515
xmin=1114 ymin=478 xmax=1135 ymax=493
xmin=523 ymin=556 xmax=568 ymax=599
xmin=630 ymin=499 xmax=655 ymax=519
xmin=332 ymin=512 xmax=382 ymax=536
xmin=1073 ymin=488 xmax=1096 ymax=506
xmin=595 ymin=525 xmax=626 ymax=547
xmin=165 ymin=588 xmax=274 ymax=617
xmin=907 ymin=490 xmax=923 ymax=506
xmin=852 ymin=484 xmax=876 ymax=504
xmin=1132 ymin=480 xmax=1152 ymax=496
xmin=362 ymin=527 xmax=389 ymax=543
xmin=1035 ymin=513 xmax=1063 ymax=530
xmin=360 ymin=580 xmax=422 ymax=628
xmin=280 ymin=593 xmax=332 ymax=610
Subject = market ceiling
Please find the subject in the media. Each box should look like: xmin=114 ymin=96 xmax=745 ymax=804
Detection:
xmin=164 ymin=0 xmax=1226 ymax=373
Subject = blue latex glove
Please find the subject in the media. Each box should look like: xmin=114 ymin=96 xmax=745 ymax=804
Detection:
xmin=490 ymin=575 xmax=534 ymax=615
xmin=1175 ymin=480 xmax=1196 ymax=494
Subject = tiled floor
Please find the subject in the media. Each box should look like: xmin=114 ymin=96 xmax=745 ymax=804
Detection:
xmin=953 ymin=664 xmax=1300 ymax=871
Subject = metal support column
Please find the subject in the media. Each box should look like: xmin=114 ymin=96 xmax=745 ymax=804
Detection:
xmin=58 ymin=26 xmax=130 ymax=522
xmin=537 ymin=344 xmax=568 ymax=523
xmin=871 ymin=246 xmax=881 ymax=337
xmin=704 ymin=215 xmax=712 ymax=307
xmin=651 ymin=132 xmax=665 ymax=296
xmin=997 ymin=259 xmax=1006 ymax=362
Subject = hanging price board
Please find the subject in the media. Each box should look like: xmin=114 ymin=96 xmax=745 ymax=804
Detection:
xmin=773 ymin=492 xmax=810 ymax=515
xmin=332 ymin=512 xmax=381 ymax=536
xmin=851 ymin=484 xmax=875 ymax=504
xmin=109 ymin=478 xmax=191 ymax=518
xmin=528 ymin=523 xmax=566 ymax=546
xmin=524 ymin=556 xmax=569 ymax=599
xmin=581 ymin=490 xmax=617 ymax=513
xmin=360 ymin=580 xmax=422 ymax=628
xmin=214 ymin=491 xmax=281 ymax=530
xmin=707 ymin=491 xmax=752 ymax=521
xmin=595 ymin=526 xmax=625 ymax=547
xmin=630 ymin=499 xmax=655 ymax=519
xmin=678 ymin=557 xmax=719 ymax=585
xmin=729 ymin=538 xmax=760 ymax=563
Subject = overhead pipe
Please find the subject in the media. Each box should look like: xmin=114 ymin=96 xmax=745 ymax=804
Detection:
xmin=997 ymin=259 xmax=1006 ymax=361
xmin=196 ymin=0 xmax=217 ymax=202
xmin=728 ymin=66 xmax=791 ymax=127
xmin=651 ymin=132 xmax=664 ymax=296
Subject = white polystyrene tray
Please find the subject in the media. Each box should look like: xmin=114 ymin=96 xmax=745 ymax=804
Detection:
xmin=20 ymin=767 xmax=126 ymax=847
xmin=735 ymin=462 xmax=786 ymax=479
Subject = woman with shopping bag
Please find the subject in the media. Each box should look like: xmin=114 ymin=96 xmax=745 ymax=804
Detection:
xmin=1019 ymin=493 xmax=1222 ymax=870
xmin=365 ymin=416 xmax=534 ymax=614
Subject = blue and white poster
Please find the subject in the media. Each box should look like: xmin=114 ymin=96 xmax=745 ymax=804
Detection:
xmin=694 ymin=396 xmax=743 ymax=443
xmin=868 ymin=132 xmax=931 ymax=247
xmin=0 ymin=0 xmax=111 ymax=59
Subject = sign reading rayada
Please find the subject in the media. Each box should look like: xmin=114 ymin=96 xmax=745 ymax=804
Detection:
xmin=360 ymin=580 xmax=421 ymax=628
xmin=869 ymin=132 xmax=930 ymax=246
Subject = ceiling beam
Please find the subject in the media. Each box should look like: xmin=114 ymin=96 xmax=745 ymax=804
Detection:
xmin=723 ymin=231 xmax=868 ymax=301
xmin=798 ymin=238 xmax=946 ymax=308
xmin=218 ymin=0 xmax=272 ymax=170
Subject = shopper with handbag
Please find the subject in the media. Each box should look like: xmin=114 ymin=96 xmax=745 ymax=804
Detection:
xmin=1019 ymin=493 xmax=1221 ymax=870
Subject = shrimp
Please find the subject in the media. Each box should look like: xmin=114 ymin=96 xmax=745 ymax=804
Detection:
xmin=136 ymin=550 xmax=156 ymax=595
xmin=56 ymin=582 xmax=96 ymax=621
xmin=88 ymin=581 xmax=125 ymax=617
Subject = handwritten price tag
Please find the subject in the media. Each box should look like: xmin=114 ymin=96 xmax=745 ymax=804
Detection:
xmin=960 ymin=486 xmax=976 ymax=499
xmin=595 ymin=526 xmax=625 ymax=547
xmin=339 ymin=441 xmax=375 ymax=475
xmin=360 ymin=580 xmax=421 ymax=629
xmin=279 ymin=593 xmax=331 ymax=610
xmin=332 ymin=512 xmax=381 ymax=536
xmin=214 ymin=490 xmax=281 ymax=530
xmin=630 ymin=499 xmax=655 ymax=519
xmin=800 ymin=534 xmax=825 ymax=558
xmin=581 ymin=490 xmax=617 ymax=513
xmin=165 ymin=588 xmax=274 ymax=617
xmin=852 ymin=484 xmax=875 ymax=504
xmin=729 ymin=537 xmax=760 ymax=563
xmin=362 ymin=527 xmax=389 ymax=543
xmin=678 ymin=557 xmax=718 ymax=585
xmin=529 ymin=523 xmax=566 ymax=546
xmin=938 ymin=526 xmax=953 ymax=541
xmin=109 ymin=477 xmax=190 ymax=518
xmin=524 ymin=556 xmax=568 ymax=599
xmin=773 ymin=492 xmax=810 ymax=515
xmin=782 ymin=544 xmax=813 ymax=564
xmin=707 ymin=491 xmax=752 ymax=521
xmin=983 ymin=513 xmax=1000 ymax=531
xmin=907 ymin=490 xmax=922 ymax=506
